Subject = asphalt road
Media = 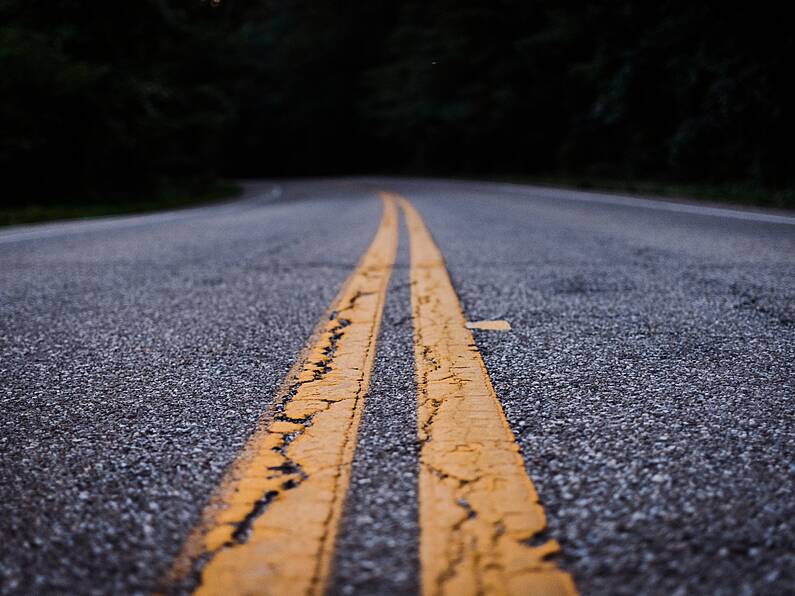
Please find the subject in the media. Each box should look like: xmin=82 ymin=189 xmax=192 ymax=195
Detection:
xmin=1 ymin=179 xmax=793 ymax=595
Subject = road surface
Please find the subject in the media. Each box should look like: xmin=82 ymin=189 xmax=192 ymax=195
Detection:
xmin=1 ymin=179 xmax=793 ymax=595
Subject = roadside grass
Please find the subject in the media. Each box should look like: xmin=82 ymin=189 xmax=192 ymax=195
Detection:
xmin=480 ymin=175 xmax=795 ymax=211
xmin=0 ymin=182 xmax=241 ymax=227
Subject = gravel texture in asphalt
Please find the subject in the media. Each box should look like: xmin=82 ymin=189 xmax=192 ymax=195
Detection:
xmin=1 ymin=178 xmax=793 ymax=595
xmin=387 ymin=179 xmax=795 ymax=595
xmin=330 ymin=217 xmax=420 ymax=596
xmin=0 ymin=182 xmax=380 ymax=593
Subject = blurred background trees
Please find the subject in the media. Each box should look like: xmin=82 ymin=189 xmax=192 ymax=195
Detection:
xmin=1 ymin=0 xmax=792 ymax=208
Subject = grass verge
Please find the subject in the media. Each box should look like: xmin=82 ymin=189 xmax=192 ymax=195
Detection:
xmin=0 ymin=181 xmax=241 ymax=227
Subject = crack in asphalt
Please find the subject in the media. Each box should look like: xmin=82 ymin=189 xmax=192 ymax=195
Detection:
xmin=190 ymin=299 xmax=359 ymax=589
xmin=400 ymin=194 xmax=575 ymax=596
xmin=159 ymin=194 xmax=400 ymax=596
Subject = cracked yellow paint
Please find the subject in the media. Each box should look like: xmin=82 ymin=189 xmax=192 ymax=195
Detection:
xmin=398 ymin=195 xmax=576 ymax=596
xmin=166 ymin=196 xmax=398 ymax=596
xmin=466 ymin=320 xmax=512 ymax=331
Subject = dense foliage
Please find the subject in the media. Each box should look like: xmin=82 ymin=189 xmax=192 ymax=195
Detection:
xmin=2 ymin=1 xmax=793 ymax=206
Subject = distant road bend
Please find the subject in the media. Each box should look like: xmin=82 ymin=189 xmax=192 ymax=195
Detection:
xmin=1 ymin=179 xmax=793 ymax=595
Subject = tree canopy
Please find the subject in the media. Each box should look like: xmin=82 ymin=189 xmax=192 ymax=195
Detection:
xmin=2 ymin=1 xmax=792 ymax=206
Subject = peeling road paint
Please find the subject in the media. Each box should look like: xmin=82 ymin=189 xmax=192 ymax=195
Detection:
xmin=465 ymin=320 xmax=512 ymax=331
xmin=398 ymin=194 xmax=576 ymax=596
xmin=165 ymin=195 xmax=398 ymax=595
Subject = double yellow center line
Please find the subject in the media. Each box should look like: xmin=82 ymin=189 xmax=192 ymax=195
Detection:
xmin=165 ymin=192 xmax=575 ymax=596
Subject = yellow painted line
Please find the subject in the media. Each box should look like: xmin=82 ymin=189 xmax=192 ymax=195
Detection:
xmin=165 ymin=196 xmax=398 ymax=595
xmin=398 ymin=194 xmax=576 ymax=596
xmin=466 ymin=320 xmax=512 ymax=331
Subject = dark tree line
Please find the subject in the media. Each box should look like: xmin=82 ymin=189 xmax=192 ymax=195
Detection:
xmin=2 ymin=1 xmax=793 ymax=207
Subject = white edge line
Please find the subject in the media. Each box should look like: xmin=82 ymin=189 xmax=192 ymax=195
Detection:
xmin=492 ymin=183 xmax=795 ymax=226
xmin=0 ymin=184 xmax=283 ymax=245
